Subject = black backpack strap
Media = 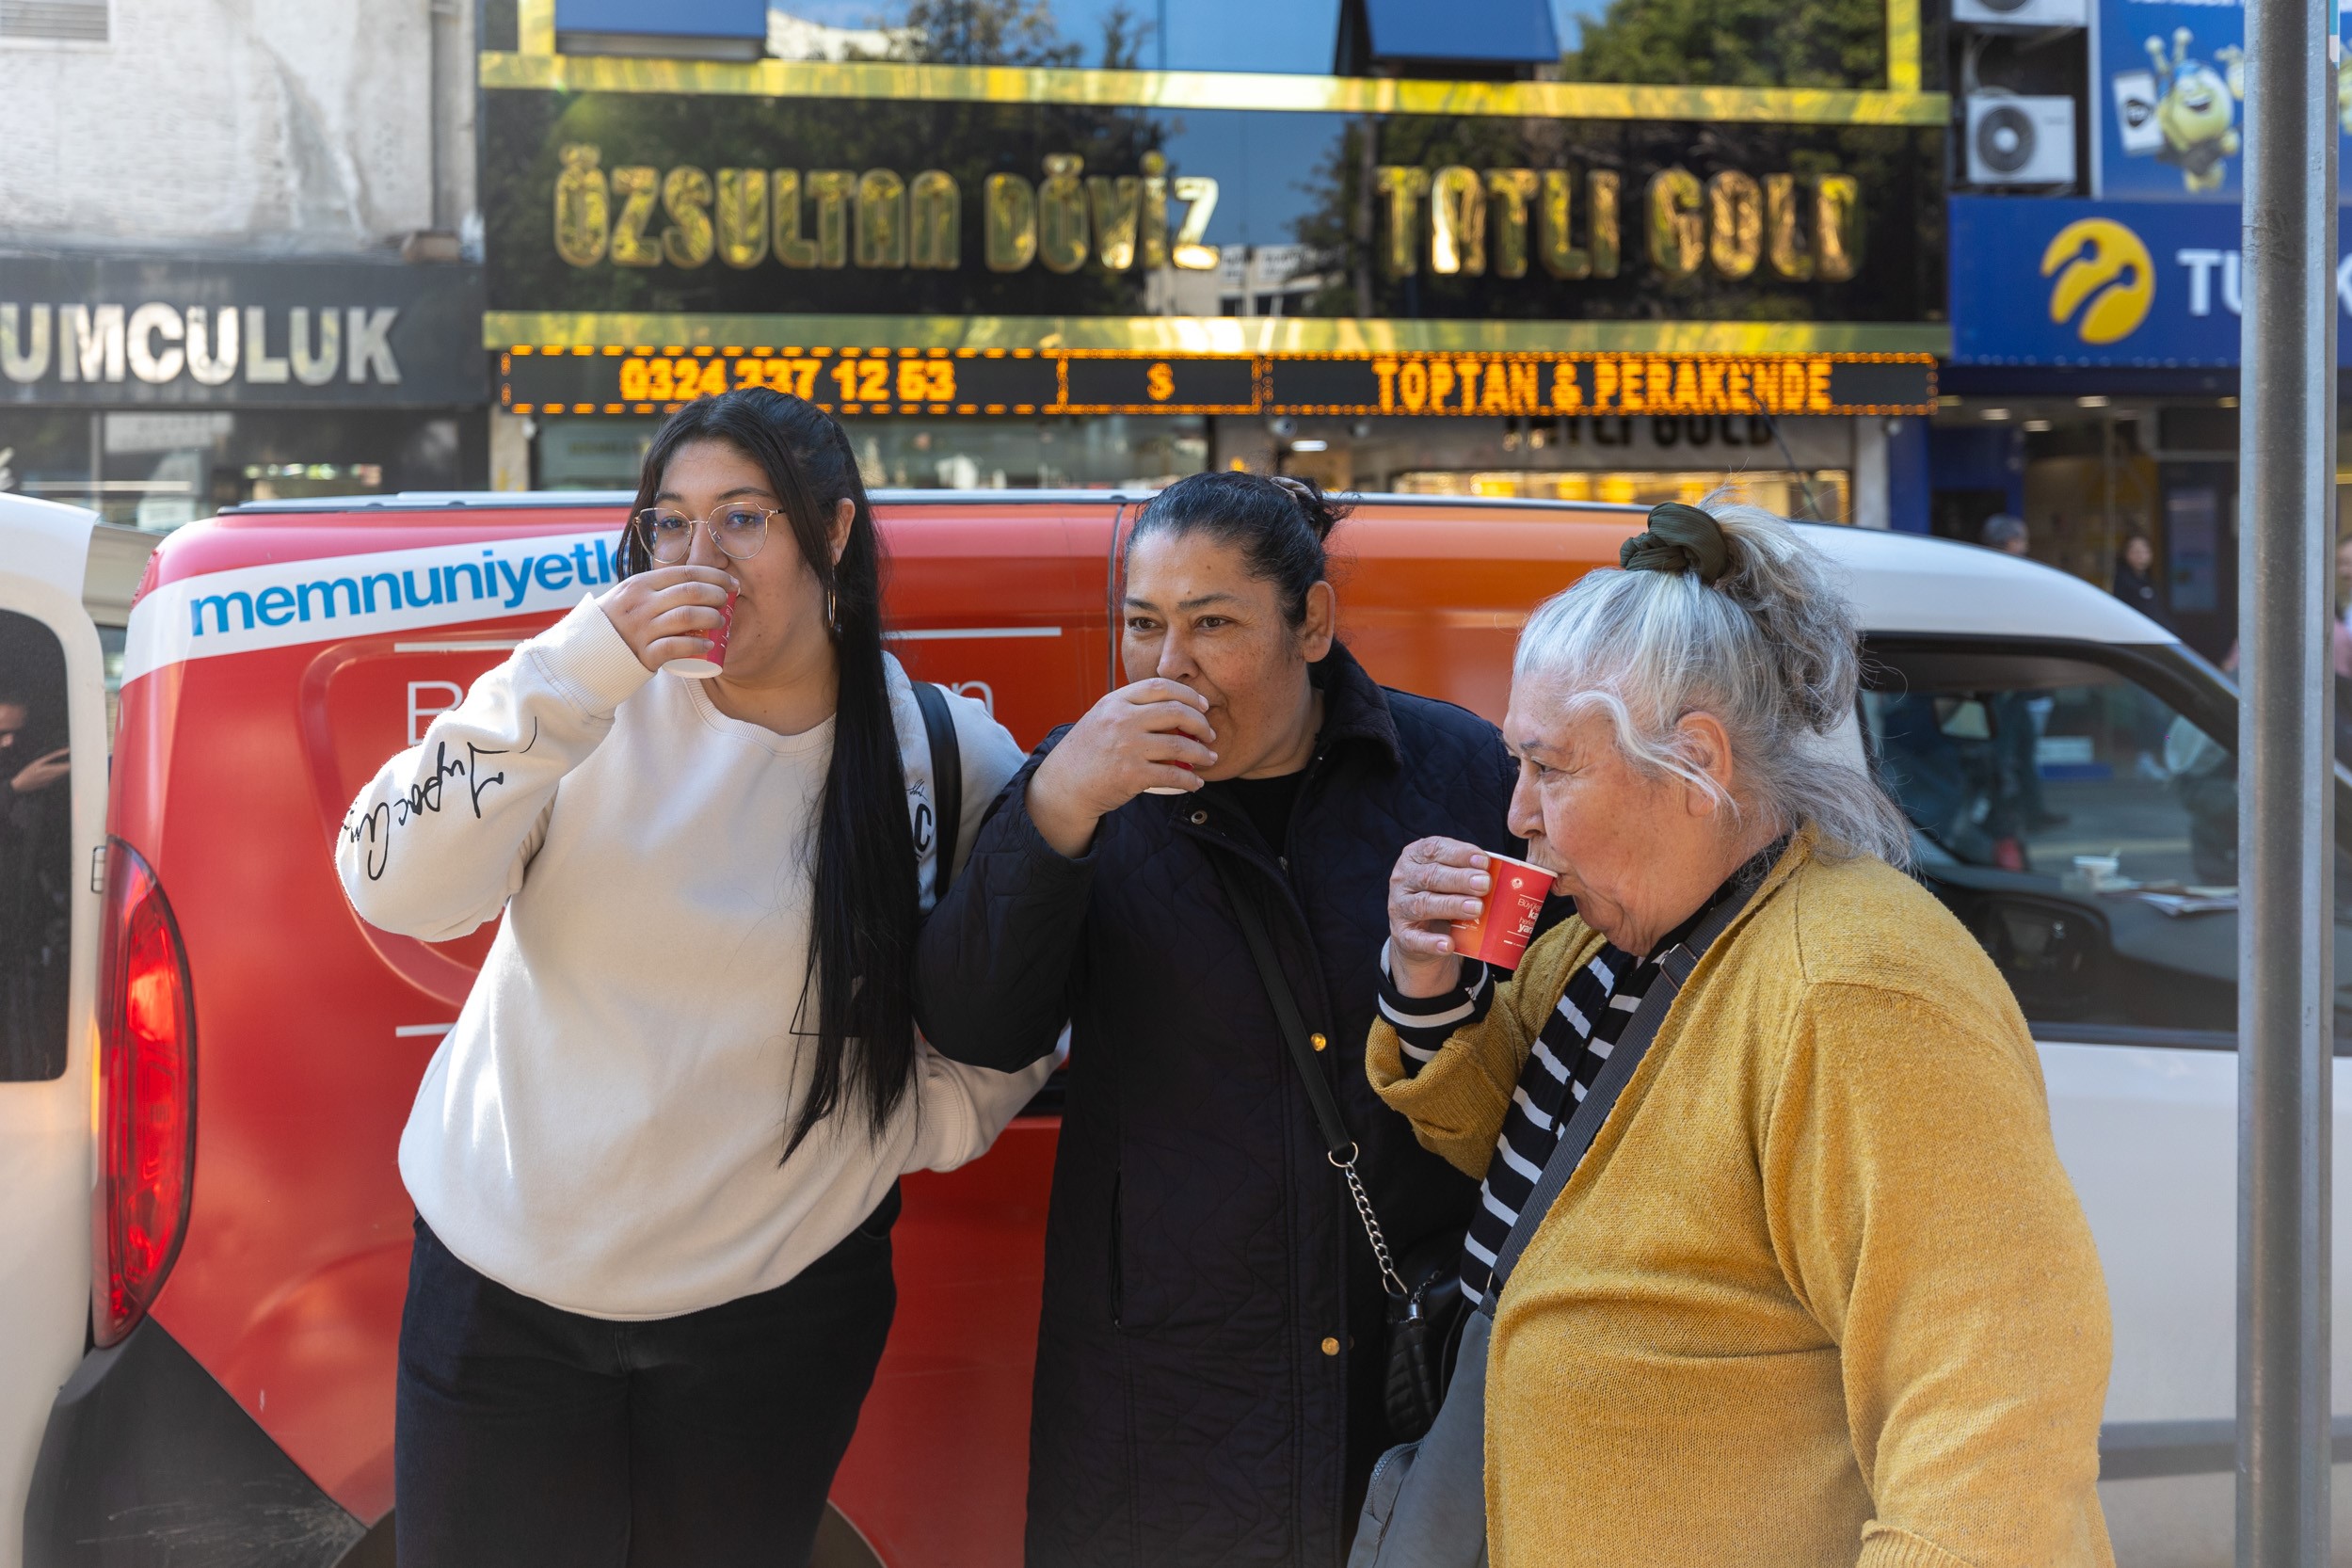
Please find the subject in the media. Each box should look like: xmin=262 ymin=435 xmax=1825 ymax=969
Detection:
xmin=911 ymin=680 xmax=962 ymax=901
xmin=1480 ymin=875 xmax=1758 ymax=1313
xmin=1208 ymin=846 xmax=1409 ymax=1298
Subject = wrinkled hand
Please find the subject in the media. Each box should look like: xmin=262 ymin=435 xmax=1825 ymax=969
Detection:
xmin=1385 ymin=837 xmax=1493 ymax=997
xmin=1027 ymin=679 xmax=1217 ymax=857
xmin=9 ymin=746 xmax=68 ymax=795
xmin=598 ymin=565 xmax=736 ymax=672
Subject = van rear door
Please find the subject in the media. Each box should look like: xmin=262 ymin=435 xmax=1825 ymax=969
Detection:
xmin=0 ymin=495 xmax=107 ymax=1568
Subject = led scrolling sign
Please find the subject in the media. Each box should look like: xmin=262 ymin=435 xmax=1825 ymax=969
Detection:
xmin=498 ymin=345 xmax=1937 ymax=419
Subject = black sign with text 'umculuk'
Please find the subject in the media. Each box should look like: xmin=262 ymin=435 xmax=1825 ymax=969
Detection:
xmin=0 ymin=253 xmax=487 ymax=408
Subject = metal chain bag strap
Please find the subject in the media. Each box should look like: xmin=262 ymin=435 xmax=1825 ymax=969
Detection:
xmin=1346 ymin=874 xmax=1760 ymax=1568
xmin=1204 ymin=850 xmax=1469 ymax=1448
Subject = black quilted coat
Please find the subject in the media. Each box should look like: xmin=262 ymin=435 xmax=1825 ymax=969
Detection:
xmin=914 ymin=646 xmax=1520 ymax=1568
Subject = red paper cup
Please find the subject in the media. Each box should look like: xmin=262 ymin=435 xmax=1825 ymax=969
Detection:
xmin=1142 ymin=732 xmax=1197 ymax=795
xmin=1448 ymin=852 xmax=1555 ymax=970
xmin=667 ymin=590 xmax=736 ymax=680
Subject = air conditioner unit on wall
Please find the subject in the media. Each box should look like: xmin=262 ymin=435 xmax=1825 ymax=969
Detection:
xmin=1966 ymin=95 xmax=2079 ymax=185
xmin=1954 ymin=0 xmax=2087 ymax=28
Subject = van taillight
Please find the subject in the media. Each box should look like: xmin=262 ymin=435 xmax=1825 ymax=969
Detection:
xmin=94 ymin=839 xmax=195 ymax=1348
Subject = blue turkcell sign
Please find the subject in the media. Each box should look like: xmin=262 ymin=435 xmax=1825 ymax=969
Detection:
xmin=1948 ymin=195 xmax=2352 ymax=367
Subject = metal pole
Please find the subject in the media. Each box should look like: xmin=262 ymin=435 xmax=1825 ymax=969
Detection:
xmin=2237 ymin=0 xmax=2338 ymax=1548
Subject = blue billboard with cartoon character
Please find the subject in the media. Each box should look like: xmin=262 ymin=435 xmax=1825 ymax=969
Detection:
xmin=2099 ymin=0 xmax=2352 ymax=198
xmin=1949 ymin=196 xmax=2352 ymax=364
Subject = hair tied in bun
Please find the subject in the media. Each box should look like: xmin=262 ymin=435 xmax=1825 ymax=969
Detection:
xmin=1268 ymin=472 xmax=1343 ymax=542
xmin=1619 ymin=502 xmax=1732 ymax=584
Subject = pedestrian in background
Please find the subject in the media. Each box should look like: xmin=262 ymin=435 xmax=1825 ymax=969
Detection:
xmin=1980 ymin=511 xmax=2030 ymax=555
xmin=2112 ymin=534 xmax=2166 ymax=627
xmin=916 ymin=472 xmax=1516 ymax=1567
xmin=2332 ymin=536 xmax=2352 ymax=759
xmin=1970 ymin=512 xmax=2062 ymax=833
xmin=1376 ymin=501 xmax=2113 ymax=1567
xmin=338 ymin=389 xmax=1047 ymax=1568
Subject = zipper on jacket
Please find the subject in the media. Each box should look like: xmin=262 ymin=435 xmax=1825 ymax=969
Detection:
xmin=1108 ymin=1170 xmax=1124 ymax=1329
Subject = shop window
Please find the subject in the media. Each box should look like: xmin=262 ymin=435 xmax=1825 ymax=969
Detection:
xmin=1392 ymin=468 xmax=1850 ymax=522
xmin=0 ymin=611 xmax=72 ymax=1080
xmin=2166 ymin=485 xmax=2222 ymax=614
xmin=536 ymin=414 xmax=1211 ymax=493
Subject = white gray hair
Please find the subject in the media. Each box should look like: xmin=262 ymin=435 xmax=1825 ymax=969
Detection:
xmin=1512 ymin=499 xmax=1912 ymax=868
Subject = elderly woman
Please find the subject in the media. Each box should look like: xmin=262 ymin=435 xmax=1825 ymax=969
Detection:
xmin=1373 ymin=502 xmax=2114 ymax=1567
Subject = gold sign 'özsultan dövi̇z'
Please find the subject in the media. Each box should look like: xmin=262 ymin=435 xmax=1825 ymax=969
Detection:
xmin=554 ymin=149 xmax=1224 ymax=275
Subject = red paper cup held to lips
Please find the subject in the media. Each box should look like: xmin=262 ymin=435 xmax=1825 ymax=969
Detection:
xmin=665 ymin=589 xmax=737 ymax=680
xmin=1142 ymin=748 xmax=1196 ymax=796
xmin=1448 ymin=852 xmax=1555 ymax=970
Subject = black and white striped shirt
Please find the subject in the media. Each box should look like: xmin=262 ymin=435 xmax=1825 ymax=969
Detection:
xmin=1380 ymin=851 xmax=1777 ymax=1307
xmin=1381 ymin=939 xmax=1657 ymax=1305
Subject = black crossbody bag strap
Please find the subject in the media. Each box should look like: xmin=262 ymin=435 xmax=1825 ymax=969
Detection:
xmin=1208 ymin=847 xmax=1410 ymax=1299
xmin=1480 ymin=877 xmax=1758 ymax=1312
xmin=911 ymin=680 xmax=962 ymax=900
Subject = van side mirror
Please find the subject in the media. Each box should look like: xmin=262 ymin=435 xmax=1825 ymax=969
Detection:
xmin=1960 ymin=892 xmax=2108 ymax=1022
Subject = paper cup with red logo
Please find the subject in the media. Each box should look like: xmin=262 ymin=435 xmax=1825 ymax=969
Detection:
xmin=1448 ymin=852 xmax=1554 ymax=970
xmin=666 ymin=590 xmax=736 ymax=680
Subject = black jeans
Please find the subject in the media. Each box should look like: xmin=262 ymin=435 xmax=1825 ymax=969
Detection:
xmin=394 ymin=1187 xmax=900 ymax=1568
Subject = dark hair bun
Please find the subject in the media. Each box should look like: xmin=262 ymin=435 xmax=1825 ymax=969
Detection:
xmin=1269 ymin=474 xmax=1351 ymax=543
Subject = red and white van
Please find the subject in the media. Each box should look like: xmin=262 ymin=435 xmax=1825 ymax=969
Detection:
xmin=6 ymin=486 xmax=2348 ymax=1568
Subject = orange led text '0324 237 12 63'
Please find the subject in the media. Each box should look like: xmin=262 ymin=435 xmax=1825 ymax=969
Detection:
xmin=617 ymin=354 xmax=955 ymax=404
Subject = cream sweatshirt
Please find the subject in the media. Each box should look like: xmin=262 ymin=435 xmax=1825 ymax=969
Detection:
xmin=337 ymin=595 xmax=1048 ymax=1320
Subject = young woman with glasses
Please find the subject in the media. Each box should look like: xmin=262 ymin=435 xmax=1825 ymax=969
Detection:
xmin=336 ymin=388 xmax=1048 ymax=1568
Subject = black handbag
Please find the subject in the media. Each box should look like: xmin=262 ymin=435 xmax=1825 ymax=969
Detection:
xmin=1206 ymin=850 xmax=1470 ymax=1445
xmin=1384 ymin=1233 xmax=1470 ymax=1441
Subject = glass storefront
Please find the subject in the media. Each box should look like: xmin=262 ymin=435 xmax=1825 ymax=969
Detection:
xmin=1388 ymin=466 xmax=1850 ymax=520
xmin=1266 ymin=412 xmax=1868 ymax=522
xmin=0 ymin=408 xmax=480 ymax=532
xmin=1930 ymin=392 xmax=2352 ymax=662
xmin=531 ymin=413 xmax=1211 ymax=491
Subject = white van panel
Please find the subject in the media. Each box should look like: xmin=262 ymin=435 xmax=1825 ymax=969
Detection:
xmin=2043 ymin=1038 xmax=2352 ymax=1563
xmin=1816 ymin=524 xmax=2179 ymax=646
xmin=0 ymin=493 xmax=104 ymax=1568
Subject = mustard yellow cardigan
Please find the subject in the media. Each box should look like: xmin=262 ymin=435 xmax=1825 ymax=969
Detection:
xmin=1368 ymin=833 xmax=2115 ymax=1568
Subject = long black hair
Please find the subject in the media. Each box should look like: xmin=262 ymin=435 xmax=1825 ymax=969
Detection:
xmin=1128 ymin=471 xmax=1351 ymax=625
xmin=621 ymin=389 xmax=920 ymax=1160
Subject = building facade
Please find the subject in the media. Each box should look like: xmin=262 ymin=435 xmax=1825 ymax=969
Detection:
xmin=0 ymin=0 xmax=489 ymax=529
xmin=1934 ymin=0 xmax=2352 ymax=657
xmin=483 ymin=0 xmax=1945 ymax=523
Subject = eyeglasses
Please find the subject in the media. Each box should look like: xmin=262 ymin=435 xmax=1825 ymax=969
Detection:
xmin=634 ymin=504 xmax=777 ymax=564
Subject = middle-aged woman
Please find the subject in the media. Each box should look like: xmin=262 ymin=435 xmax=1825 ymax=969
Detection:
xmin=916 ymin=471 xmax=1521 ymax=1568
xmin=337 ymin=388 xmax=1048 ymax=1568
xmin=1376 ymin=501 xmax=2114 ymax=1567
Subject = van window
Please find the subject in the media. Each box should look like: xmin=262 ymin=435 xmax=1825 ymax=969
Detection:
xmin=0 ymin=611 xmax=72 ymax=1080
xmin=1861 ymin=641 xmax=2349 ymax=1044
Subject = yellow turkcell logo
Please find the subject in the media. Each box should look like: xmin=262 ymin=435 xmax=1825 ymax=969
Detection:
xmin=2042 ymin=218 xmax=2155 ymax=344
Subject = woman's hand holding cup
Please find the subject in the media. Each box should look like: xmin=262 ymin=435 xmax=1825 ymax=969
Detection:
xmin=1386 ymin=838 xmax=1494 ymax=998
xmin=600 ymin=566 xmax=739 ymax=674
xmin=1027 ymin=679 xmax=1218 ymax=857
